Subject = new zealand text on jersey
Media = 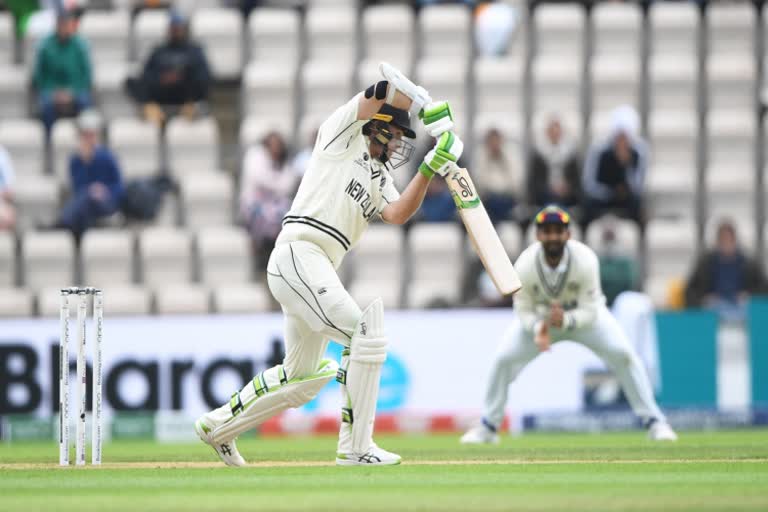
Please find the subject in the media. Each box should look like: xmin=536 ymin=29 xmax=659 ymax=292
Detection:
xmin=345 ymin=178 xmax=377 ymax=220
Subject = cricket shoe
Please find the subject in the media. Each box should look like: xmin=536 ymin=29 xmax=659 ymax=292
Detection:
xmin=336 ymin=444 xmax=401 ymax=466
xmin=195 ymin=417 xmax=247 ymax=467
xmin=460 ymin=420 xmax=500 ymax=445
xmin=647 ymin=420 xmax=678 ymax=442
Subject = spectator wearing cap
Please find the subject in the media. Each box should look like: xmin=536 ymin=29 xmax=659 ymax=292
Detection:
xmin=126 ymin=11 xmax=212 ymax=126
xmin=685 ymin=220 xmax=768 ymax=323
xmin=527 ymin=114 xmax=581 ymax=211
xmin=581 ymin=106 xmax=647 ymax=231
xmin=54 ymin=110 xmax=124 ymax=239
xmin=32 ymin=10 xmax=92 ymax=134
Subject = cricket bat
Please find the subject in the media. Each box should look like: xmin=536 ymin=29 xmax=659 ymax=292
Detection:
xmin=444 ymin=164 xmax=523 ymax=296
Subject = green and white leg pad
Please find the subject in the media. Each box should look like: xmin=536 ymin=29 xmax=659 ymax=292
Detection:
xmin=337 ymin=299 xmax=399 ymax=465
xmin=203 ymin=358 xmax=338 ymax=445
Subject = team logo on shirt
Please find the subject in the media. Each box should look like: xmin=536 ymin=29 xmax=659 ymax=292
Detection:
xmin=345 ymin=178 xmax=377 ymax=221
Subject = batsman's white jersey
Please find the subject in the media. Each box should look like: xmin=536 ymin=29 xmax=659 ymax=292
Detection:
xmin=276 ymin=93 xmax=400 ymax=269
xmin=481 ymin=239 xmax=666 ymax=428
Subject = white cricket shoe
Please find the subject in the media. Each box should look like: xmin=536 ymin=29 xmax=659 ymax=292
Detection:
xmin=195 ymin=417 xmax=247 ymax=467
xmin=336 ymin=444 xmax=401 ymax=466
xmin=460 ymin=423 xmax=500 ymax=445
xmin=648 ymin=421 xmax=678 ymax=442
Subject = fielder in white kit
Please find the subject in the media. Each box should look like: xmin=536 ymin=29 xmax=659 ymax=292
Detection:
xmin=461 ymin=206 xmax=678 ymax=444
xmin=195 ymin=63 xmax=465 ymax=466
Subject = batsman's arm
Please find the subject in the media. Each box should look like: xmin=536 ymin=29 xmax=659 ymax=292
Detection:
xmin=357 ymin=87 xmax=413 ymax=121
xmin=380 ymin=172 xmax=432 ymax=225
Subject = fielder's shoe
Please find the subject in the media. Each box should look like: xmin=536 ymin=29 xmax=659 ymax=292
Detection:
xmin=336 ymin=444 xmax=401 ymax=466
xmin=647 ymin=420 xmax=678 ymax=442
xmin=195 ymin=417 xmax=247 ymax=467
xmin=460 ymin=419 xmax=500 ymax=445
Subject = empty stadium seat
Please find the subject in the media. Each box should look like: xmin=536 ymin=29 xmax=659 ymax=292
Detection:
xmin=0 ymin=13 xmax=13 ymax=66
xmin=474 ymin=57 xmax=525 ymax=120
xmin=94 ymin=64 xmax=135 ymax=119
xmin=133 ymin=10 xmax=169 ymax=64
xmin=79 ymin=10 xmax=130 ymax=67
xmin=21 ymin=231 xmax=75 ymax=292
xmin=648 ymin=2 xmax=699 ymax=58
xmin=166 ymin=117 xmax=220 ymax=176
xmin=306 ymin=6 xmax=357 ymax=64
xmin=95 ymin=285 xmax=152 ymax=316
xmin=13 ymin=174 xmax=60 ymax=231
xmin=419 ymin=5 xmax=472 ymax=60
xmin=0 ymin=66 xmax=29 ymax=118
xmin=363 ymin=4 xmax=414 ymax=71
xmin=415 ymin=59 xmax=469 ymax=134
xmin=247 ymin=8 xmax=301 ymax=66
xmin=648 ymin=111 xmax=698 ymax=169
xmin=532 ymin=56 xmax=582 ymax=115
xmin=154 ymin=284 xmax=210 ymax=315
xmin=348 ymin=223 xmax=404 ymax=309
xmin=212 ymin=284 xmax=272 ymax=313
xmin=0 ymin=119 xmax=45 ymax=175
xmin=301 ymin=60 xmax=354 ymax=117
xmin=191 ymin=8 xmax=243 ymax=80
xmin=138 ymin=227 xmax=193 ymax=286
xmin=0 ymin=231 xmax=16 ymax=287
xmin=0 ymin=287 xmax=34 ymax=317
xmin=406 ymin=223 xmax=463 ymax=308
xmin=648 ymin=55 xmax=697 ymax=114
xmin=51 ymin=120 xmax=78 ymax=186
xmin=109 ymin=118 xmax=161 ymax=179
xmin=80 ymin=229 xmax=135 ymax=287
xmin=644 ymin=219 xmax=697 ymax=307
xmin=497 ymin=221 xmax=523 ymax=260
xmin=592 ymin=3 xmax=642 ymax=59
xmin=534 ymin=4 xmax=585 ymax=61
xmin=707 ymin=55 xmax=756 ymax=113
xmin=707 ymin=3 xmax=755 ymax=58
xmin=196 ymin=226 xmax=251 ymax=285
xmin=590 ymin=56 xmax=640 ymax=115
xmin=180 ymin=172 xmax=233 ymax=228
xmin=242 ymin=62 xmax=297 ymax=125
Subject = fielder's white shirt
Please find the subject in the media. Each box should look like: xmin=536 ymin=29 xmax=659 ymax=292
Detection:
xmin=276 ymin=93 xmax=401 ymax=268
xmin=513 ymin=239 xmax=606 ymax=332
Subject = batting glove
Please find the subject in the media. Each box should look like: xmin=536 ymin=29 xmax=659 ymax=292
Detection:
xmin=419 ymin=101 xmax=455 ymax=138
xmin=419 ymin=131 xmax=464 ymax=179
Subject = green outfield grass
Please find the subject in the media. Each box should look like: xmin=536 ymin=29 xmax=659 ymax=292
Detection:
xmin=1 ymin=430 xmax=767 ymax=511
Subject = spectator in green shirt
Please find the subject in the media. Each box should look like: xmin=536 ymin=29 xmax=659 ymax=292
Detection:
xmin=598 ymin=226 xmax=640 ymax=307
xmin=33 ymin=10 xmax=92 ymax=133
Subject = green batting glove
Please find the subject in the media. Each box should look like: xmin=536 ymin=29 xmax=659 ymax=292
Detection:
xmin=418 ymin=131 xmax=464 ymax=179
xmin=419 ymin=101 xmax=455 ymax=137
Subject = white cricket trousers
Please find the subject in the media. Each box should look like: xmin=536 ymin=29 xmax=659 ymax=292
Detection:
xmin=266 ymin=241 xmax=361 ymax=380
xmin=483 ymin=307 xmax=665 ymax=429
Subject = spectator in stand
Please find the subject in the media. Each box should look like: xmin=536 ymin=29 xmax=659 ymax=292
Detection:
xmin=581 ymin=105 xmax=647 ymax=231
xmin=33 ymin=9 xmax=92 ymax=134
xmin=418 ymin=178 xmax=456 ymax=223
xmin=472 ymin=128 xmax=518 ymax=223
xmin=597 ymin=225 xmax=640 ymax=307
xmin=126 ymin=11 xmax=212 ymax=126
xmin=240 ymin=132 xmax=299 ymax=267
xmin=54 ymin=110 xmax=123 ymax=240
xmin=291 ymin=128 xmax=319 ymax=178
xmin=527 ymin=114 xmax=581 ymax=211
xmin=685 ymin=220 xmax=768 ymax=323
xmin=0 ymin=145 xmax=17 ymax=231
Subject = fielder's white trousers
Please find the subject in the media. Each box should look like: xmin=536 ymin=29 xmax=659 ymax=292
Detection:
xmin=266 ymin=241 xmax=361 ymax=379
xmin=483 ymin=307 xmax=665 ymax=429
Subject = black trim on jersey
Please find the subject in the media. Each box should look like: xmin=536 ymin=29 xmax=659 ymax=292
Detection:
xmin=273 ymin=262 xmax=352 ymax=342
xmin=289 ymin=245 xmax=353 ymax=341
xmin=371 ymin=169 xmax=382 ymax=180
xmin=323 ymin=121 xmax=357 ymax=152
xmin=283 ymin=215 xmax=351 ymax=250
xmin=535 ymin=246 xmax=572 ymax=298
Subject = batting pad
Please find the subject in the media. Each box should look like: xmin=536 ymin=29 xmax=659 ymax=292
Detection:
xmin=342 ymin=298 xmax=388 ymax=454
xmin=210 ymin=359 xmax=338 ymax=444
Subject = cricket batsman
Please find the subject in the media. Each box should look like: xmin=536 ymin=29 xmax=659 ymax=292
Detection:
xmin=461 ymin=205 xmax=678 ymax=444
xmin=195 ymin=63 xmax=464 ymax=466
